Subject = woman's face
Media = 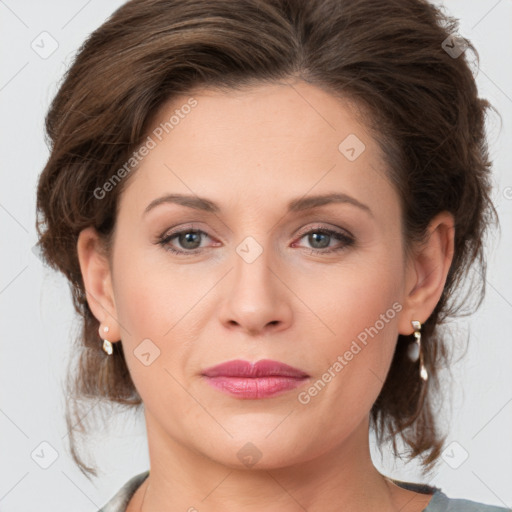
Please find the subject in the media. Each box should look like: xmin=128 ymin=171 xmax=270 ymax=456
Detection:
xmin=104 ymin=80 xmax=417 ymax=468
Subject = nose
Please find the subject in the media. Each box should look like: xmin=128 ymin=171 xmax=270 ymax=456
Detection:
xmin=218 ymin=242 xmax=293 ymax=337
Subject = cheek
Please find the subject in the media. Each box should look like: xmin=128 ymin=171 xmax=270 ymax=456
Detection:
xmin=110 ymin=264 xmax=189 ymax=408
xmin=110 ymin=241 xmax=215 ymax=395
xmin=297 ymin=249 xmax=404 ymax=395
xmin=111 ymin=240 xmax=200 ymax=339
xmin=303 ymin=257 xmax=402 ymax=343
xmin=293 ymin=263 xmax=403 ymax=431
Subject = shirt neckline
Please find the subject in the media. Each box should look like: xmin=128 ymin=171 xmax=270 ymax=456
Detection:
xmin=115 ymin=471 xmax=445 ymax=512
xmin=388 ymin=477 xmax=445 ymax=512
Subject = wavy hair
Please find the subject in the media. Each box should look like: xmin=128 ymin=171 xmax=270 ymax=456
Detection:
xmin=35 ymin=0 xmax=498 ymax=479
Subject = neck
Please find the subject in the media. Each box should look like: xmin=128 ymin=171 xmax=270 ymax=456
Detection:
xmin=136 ymin=413 xmax=402 ymax=512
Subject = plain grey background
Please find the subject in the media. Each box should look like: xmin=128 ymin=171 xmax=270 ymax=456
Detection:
xmin=1 ymin=1 xmax=511 ymax=510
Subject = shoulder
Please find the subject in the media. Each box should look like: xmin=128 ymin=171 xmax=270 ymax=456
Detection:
xmin=427 ymin=491 xmax=511 ymax=512
xmin=97 ymin=470 xmax=150 ymax=512
xmin=389 ymin=478 xmax=510 ymax=512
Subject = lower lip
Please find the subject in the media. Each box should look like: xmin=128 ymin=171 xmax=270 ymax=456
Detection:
xmin=203 ymin=376 xmax=308 ymax=399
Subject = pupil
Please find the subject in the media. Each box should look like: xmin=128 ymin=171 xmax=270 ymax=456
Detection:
xmin=181 ymin=232 xmax=200 ymax=249
xmin=310 ymin=233 xmax=329 ymax=248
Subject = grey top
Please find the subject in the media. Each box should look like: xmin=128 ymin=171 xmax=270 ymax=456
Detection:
xmin=97 ymin=470 xmax=511 ymax=511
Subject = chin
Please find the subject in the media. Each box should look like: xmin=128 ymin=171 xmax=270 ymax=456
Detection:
xmin=199 ymin=431 xmax=319 ymax=471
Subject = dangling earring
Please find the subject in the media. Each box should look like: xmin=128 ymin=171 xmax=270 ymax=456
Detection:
xmin=407 ymin=320 xmax=428 ymax=381
xmin=101 ymin=325 xmax=113 ymax=355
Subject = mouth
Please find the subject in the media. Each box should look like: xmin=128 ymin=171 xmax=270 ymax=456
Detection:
xmin=201 ymin=359 xmax=310 ymax=399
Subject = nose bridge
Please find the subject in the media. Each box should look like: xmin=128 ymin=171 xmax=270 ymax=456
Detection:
xmin=232 ymin=233 xmax=275 ymax=298
xmin=227 ymin=199 xmax=278 ymax=277
xmin=226 ymin=199 xmax=290 ymax=293
xmin=219 ymin=230 xmax=292 ymax=334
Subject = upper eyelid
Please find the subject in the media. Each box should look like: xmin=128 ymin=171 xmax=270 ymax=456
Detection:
xmin=160 ymin=222 xmax=352 ymax=237
xmin=295 ymin=224 xmax=353 ymax=238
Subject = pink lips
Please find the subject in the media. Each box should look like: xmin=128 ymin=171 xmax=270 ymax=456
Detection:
xmin=202 ymin=359 xmax=309 ymax=399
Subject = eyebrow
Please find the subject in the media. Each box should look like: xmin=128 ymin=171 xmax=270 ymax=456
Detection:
xmin=143 ymin=192 xmax=373 ymax=217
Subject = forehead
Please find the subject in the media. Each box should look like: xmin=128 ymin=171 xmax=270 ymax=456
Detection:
xmin=151 ymin=81 xmax=371 ymax=155
xmin=119 ymin=81 xmax=397 ymax=221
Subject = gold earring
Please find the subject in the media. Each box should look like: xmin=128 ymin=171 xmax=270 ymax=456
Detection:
xmin=102 ymin=325 xmax=113 ymax=355
xmin=408 ymin=320 xmax=428 ymax=381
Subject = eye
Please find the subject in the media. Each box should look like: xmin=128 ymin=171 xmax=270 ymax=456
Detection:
xmin=157 ymin=224 xmax=355 ymax=256
xmin=292 ymin=226 xmax=355 ymax=254
xmin=158 ymin=227 xmax=214 ymax=255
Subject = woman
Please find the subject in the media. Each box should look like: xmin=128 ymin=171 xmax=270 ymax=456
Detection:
xmin=35 ymin=0 xmax=508 ymax=511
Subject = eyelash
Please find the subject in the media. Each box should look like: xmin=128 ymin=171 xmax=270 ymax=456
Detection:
xmin=157 ymin=224 xmax=355 ymax=256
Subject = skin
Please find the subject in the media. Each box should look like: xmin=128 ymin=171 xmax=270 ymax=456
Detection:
xmin=77 ymin=79 xmax=454 ymax=512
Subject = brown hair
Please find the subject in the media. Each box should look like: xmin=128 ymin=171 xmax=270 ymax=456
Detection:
xmin=35 ymin=0 xmax=498 ymax=479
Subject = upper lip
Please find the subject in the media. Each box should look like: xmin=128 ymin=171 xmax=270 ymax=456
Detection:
xmin=202 ymin=359 xmax=309 ymax=378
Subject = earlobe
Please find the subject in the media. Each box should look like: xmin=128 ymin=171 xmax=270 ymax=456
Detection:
xmin=398 ymin=211 xmax=455 ymax=335
xmin=76 ymin=227 xmax=121 ymax=342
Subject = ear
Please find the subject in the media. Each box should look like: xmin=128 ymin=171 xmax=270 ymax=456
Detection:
xmin=397 ymin=211 xmax=455 ymax=335
xmin=76 ymin=226 xmax=121 ymax=343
